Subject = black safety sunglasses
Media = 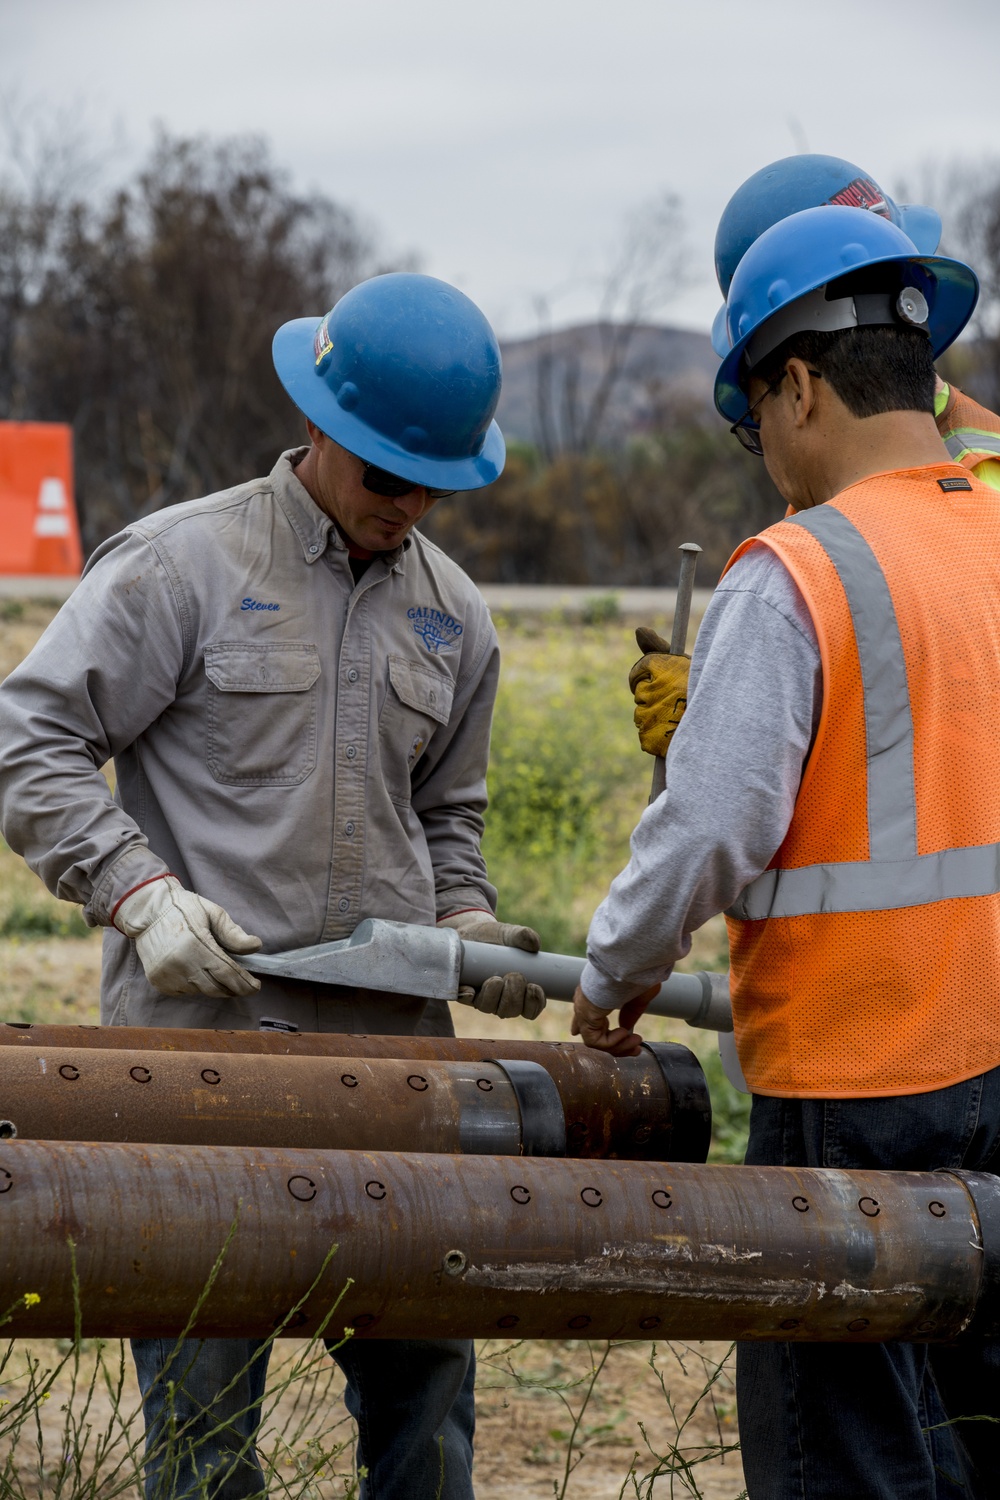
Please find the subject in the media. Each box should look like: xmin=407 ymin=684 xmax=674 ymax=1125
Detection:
xmin=730 ymin=367 xmax=822 ymax=456
xmin=361 ymin=462 xmax=456 ymax=501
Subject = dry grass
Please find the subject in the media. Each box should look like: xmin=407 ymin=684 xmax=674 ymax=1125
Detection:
xmin=0 ymin=1330 xmax=743 ymax=1499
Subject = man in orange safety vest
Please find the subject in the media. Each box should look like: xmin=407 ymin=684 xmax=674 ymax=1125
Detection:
xmin=573 ymin=204 xmax=1000 ymax=1496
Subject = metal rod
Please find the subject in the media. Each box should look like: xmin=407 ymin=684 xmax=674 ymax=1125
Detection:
xmin=670 ymin=543 xmax=703 ymax=655
xmin=651 ymin=541 xmax=702 ymax=803
xmin=0 ymin=1028 xmax=712 ymax=1163
xmin=0 ymin=1141 xmax=995 ymax=1342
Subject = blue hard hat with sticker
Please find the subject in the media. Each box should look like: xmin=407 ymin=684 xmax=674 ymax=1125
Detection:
xmin=273 ymin=273 xmax=505 ymax=492
xmin=714 ymin=205 xmax=978 ymax=424
xmin=709 ymin=154 xmax=944 ymax=356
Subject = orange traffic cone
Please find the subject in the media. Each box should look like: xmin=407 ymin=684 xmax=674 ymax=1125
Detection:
xmin=31 ymin=476 xmax=82 ymax=575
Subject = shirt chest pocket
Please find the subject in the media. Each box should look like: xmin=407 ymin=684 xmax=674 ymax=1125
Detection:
xmin=204 ymin=643 xmax=321 ymax=786
xmin=378 ymin=655 xmax=455 ymax=804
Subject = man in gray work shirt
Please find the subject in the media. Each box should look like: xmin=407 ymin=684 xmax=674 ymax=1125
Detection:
xmin=0 ymin=272 xmax=543 ymax=1499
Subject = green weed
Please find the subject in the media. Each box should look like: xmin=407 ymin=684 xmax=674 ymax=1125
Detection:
xmin=581 ymin=593 xmax=622 ymax=626
xmin=699 ymin=1045 xmax=751 ymax=1165
xmin=0 ymin=898 xmax=89 ymax=941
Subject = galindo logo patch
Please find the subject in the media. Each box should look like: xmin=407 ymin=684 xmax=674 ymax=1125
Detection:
xmin=407 ymin=606 xmax=464 ymax=655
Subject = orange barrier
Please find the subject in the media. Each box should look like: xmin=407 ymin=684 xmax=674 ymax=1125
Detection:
xmin=0 ymin=422 xmax=83 ymax=576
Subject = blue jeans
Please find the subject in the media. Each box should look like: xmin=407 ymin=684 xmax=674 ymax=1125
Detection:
xmin=737 ymin=1068 xmax=1000 ymax=1499
xmin=131 ymin=1336 xmax=475 ymax=1499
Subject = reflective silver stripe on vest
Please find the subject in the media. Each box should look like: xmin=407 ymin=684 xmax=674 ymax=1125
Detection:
xmin=944 ymin=430 xmax=1000 ymax=461
xmin=787 ymin=505 xmax=916 ymax=860
xmin=728 ymin=504 xmax=1000 ymax=922
xmin=728 ymin=841 xmax=1000 ymax=920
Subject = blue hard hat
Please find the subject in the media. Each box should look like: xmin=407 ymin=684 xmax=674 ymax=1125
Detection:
xmin=715 ymin=205 xmax=978 ymax=424
xmin=273 ymin=273 xmax=505 ymax=491
xmin=714 ymin=154 xmax=943 ymax=300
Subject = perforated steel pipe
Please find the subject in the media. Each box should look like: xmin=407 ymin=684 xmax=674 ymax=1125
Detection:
xmin=0 ymin=1026 xmax=711 ymax=1162
xmin=0 ymin=1047 xmax=567 ymax=1157
xmin=1 ymin=1142 xmax=998 ymax=1343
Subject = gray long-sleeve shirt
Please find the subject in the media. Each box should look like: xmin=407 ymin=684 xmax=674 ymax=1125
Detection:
xmin=581 ymin=543 xmax=822 ymax=1010
xmin=0 ymin=451 xmax=499 ymax=1028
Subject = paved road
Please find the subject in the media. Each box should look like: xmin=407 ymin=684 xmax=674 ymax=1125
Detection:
xmin=0 ymin=575 xmax=79 ymax=600
xmin=480 ymin=584 xmax=715 ymax=617
xmin=0 ymin=575 xmax=716 ymax=618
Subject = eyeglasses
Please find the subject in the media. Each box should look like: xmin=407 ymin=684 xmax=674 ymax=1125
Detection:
xmin=361 ymin=462 xmax=456 ymax=501
xmin=730 ymin=368 xmax=822 ymax=456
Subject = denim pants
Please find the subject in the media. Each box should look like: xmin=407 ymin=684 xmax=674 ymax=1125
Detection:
xmin=737 ymin=1067 xmax=1000 ymax=1500
xmin=131 ymin=1335 xmax=476 ymax=1499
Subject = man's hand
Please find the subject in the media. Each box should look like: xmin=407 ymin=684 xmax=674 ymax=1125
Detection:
xmin=571 ymin=983 xmax=660 ymax=1056
xmin=114 ymin=875 xmax=262 ymax=999
xmin=438 ymin=909 xmax=546 ymax=1020
xmin=629 ymin=626 xmax=690 ymax=758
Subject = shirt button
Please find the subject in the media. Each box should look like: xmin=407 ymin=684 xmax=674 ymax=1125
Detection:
xmin=344 ymin=821 xmax=355 ymax=836
xmin=338 ymin=897 xmax=350 ymax=913
xmin=345 ymin=745 xmax=357 ymax=760
xmin=308 ymin=544 xmax=320 ymax=554
xmin=347 ymin=668 xmax=359 ymax=683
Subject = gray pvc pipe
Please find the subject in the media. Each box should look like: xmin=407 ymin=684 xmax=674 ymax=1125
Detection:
xmin=459 ymin=941 xmax=733 ymax=1032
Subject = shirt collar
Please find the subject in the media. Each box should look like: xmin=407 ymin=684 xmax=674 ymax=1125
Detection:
xmin=270 ymin=447 xmax=410 ymax=572
xmin=271 ymin=449 xmax=333 ymax=564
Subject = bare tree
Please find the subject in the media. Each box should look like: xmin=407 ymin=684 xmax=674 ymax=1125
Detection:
xmin=895 ymin=158 xmax=1000 ymax=406
xmin=0 ymin=92 xmax=112 ymax=422
xmin=1 ymin=126 xmax=393 ymax=548
xmin=532 ymin=190 xmax=688 ymax=458
xmin=949 ymin=162 xmax=1000 ymax=406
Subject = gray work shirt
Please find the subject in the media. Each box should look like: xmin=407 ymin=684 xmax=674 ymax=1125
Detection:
xmin=0 ymin=451 xmax=499 ymax=1030
xmin=581 ymin=543 xmax=822 ymax=1009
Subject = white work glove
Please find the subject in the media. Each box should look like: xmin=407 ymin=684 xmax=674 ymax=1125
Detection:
xmin=437 ymin=909 xmax=547 ymax=1021
xmin=114 ymin=876 xmax=263 ymax=999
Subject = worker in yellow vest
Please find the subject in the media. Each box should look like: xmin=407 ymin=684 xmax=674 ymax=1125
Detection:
xmin=632 ymin=155 xmax=1000 ymax=762
xmin=574 ymin=205 xmax=1000 ymax=1495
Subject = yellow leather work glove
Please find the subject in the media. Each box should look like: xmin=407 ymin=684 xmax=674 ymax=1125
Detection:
xmin=629 ymin=626 xmax=690 ymax=758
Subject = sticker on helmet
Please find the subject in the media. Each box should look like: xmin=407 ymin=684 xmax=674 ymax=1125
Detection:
xmin=313 ymin=316 xmax=334 ymax=367
xmin=407 ymin=606 xmax=464 ymax=654
xmin=827 ymin=177 xmax=890 ymax=217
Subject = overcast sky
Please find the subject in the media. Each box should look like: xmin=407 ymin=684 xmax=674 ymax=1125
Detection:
xmin=5 ymin=0 xmax=1000 ymax=340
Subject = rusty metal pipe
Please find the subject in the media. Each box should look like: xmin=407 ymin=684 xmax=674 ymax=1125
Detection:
xmin=0 ymin=1047 xmax=570 ymax=1157
xmin=0 ymin=1142 xmax=998 ymax=1343
xmin=0 ymin=1025 xmax=711 ymax=1162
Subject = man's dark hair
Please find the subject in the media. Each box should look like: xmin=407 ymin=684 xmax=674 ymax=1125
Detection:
xmin=752 ymin=264 xmax=937 ymax=417
xmin=752 ymin=322 xmax=936 ymax=418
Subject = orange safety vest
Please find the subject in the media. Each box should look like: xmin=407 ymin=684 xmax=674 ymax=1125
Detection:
xmin=937 ymin=384 xmax=1000 ymax=471
xmin=724 ymin=464 xmax=1000 ymax=1099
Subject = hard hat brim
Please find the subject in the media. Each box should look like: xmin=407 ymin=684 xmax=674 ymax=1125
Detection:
xmin=715 ymin=252 xmax=979 ymax=424
xmin=711 ymin=304 xmax=731 ymax=358
xmin=894 ymin=203 xmax=943 ymax=256
xmin=272 ymin=317 xmax=506 ymax=491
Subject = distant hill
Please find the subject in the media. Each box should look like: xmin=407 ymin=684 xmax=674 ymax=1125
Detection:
xmin=495 ymin=321 xmax=718 ymax=450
